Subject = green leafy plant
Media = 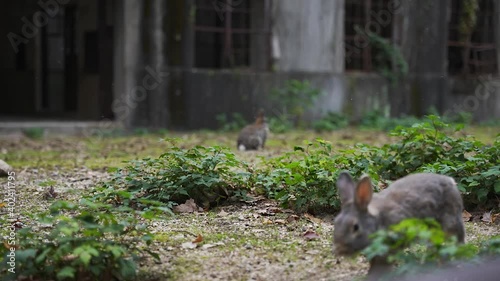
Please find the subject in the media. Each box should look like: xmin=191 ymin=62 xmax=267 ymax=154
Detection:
xmin=362 ymin=218 xmax=500 ymax=279
xmin=133 ymin=128 xmax=150 ymax=136
xmin=355 ymin=26 xmax=408 ymax=85
xmin=268 ymin=116 xmax=294 ymax=133
xmin=216 ymin=112 xmax=247 ymax=132
xmin=359 ymin=110 xmax=421 ymax=131
xmin=312 ymin=112 xmax=349 ymax=132
xmin=369 ymin=115 xmax=499 ymax=207
xmin=22 ymin=127 xmax=45 ymax=139
xmin=98 ymin=144 xmax=253 ymax=210
xmin=269 ymin=80 xmax=321 ymax=128
xmin=0 ymin=200 xmax=156 ymax=281
xmin=442 ymin=111 xmax=473 ymax=125
xmin=258 ymin=115 xmax=499 ymax=212
xmin=255 ymin=139 xmax=339 ymax=212
xmin=255 ymin=139 xmax=379 ymax=213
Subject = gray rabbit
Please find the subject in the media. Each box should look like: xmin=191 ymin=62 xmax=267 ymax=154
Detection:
xmin=237 ymin=110 xmax=269 ymax=151
xmin=333 ymin=172 xmax=465 ymax=277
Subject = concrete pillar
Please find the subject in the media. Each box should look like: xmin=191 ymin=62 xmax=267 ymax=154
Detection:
xmin=147 ymin=0 xmax=169 ymax=128
xmin=396 ymin=0 xmax=450 ymax=116
xmin=113 ymin=0 xmax=143 ymax=128
xmin=113 ymin=0 xmax=170 ymax=129
xmin=272 ymin=0 xmax=344 ymax=73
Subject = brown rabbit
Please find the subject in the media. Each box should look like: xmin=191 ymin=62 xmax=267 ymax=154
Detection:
xmin=333 ymin=172 xmax=465 ymax=278
xmin=237 ymin=110 xmax=269 ymax=151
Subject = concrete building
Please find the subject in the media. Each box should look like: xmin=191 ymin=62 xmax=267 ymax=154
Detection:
xmin=1 ymin=0 xmax=499 ymax=130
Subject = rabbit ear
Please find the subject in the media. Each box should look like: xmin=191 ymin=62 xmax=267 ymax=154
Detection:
xmin=337 ymin=172 xmax=355 ymax=205
xmin=354 ymin=176 xmax=373 ymax=211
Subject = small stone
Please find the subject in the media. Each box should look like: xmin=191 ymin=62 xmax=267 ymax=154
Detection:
xmin=0 ymin=159 xmax=12 ymax=177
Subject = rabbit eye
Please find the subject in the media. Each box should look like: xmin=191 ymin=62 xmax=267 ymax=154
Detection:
xmin=353 ymin=223 xmax=359 ymax=232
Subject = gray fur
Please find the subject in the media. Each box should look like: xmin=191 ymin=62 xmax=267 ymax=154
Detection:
xmin=333 ymin=172 xmax=465 ymax=256
xmin=237 ymin=111 xmax=269 ymax=151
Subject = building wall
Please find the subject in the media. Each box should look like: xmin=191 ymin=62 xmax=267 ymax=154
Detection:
xmin=160 ymin=70 xmax=500 ymax=130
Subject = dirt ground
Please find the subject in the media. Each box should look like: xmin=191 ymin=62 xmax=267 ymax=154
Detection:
xmin=1 ymin=128 xmax=499 ymax=280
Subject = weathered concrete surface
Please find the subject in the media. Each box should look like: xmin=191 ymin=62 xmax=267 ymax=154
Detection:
xmin=164 ymin=71 xmax=499 ymax=129
xmin=168 ymin=70 xmax=391 ymax=129
xmin=0 ymin=121 xmax=120 ymax=137
xmin=393 ymin=0 xmax=450 ymax=117
xmin=272 ymin=0 xmax=344 ymax=72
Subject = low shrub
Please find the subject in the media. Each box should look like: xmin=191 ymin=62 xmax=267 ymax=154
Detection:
xmin=362 ymin=218 xmax=500 ymax=279
xmin=97 ymin=144 xmax=252 ymax=210
xmin=371 ymin=115 xmax=500 ymax=208
xmin=216 ymin=112 xmax=247 ymax=132
xmin=0 ymin=200 xmax=156 ymax=281
xmin=255 ymin=139 xmax=379 ymax=213
xmin=258 ymin=115 xmax=499 ymax=212
xmin=312 ymin=112 xmax=349 ymax=132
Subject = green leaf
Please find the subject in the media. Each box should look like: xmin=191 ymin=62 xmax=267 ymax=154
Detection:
xmin=56 ymin=266 xmax=76 ymax=280
xmin=79 ymin=251 xmax=92 ymax=267
xmin=294 ymin=146 xmax=305 ymax=152
xmin=35 ymin=248 xmax=52 ymax=264
xmin=117 ymin=258 xmax=137 ymax=279
xmin=15 ymin=249 xmax=37 ymax=263
xmin=494 ymin=181 xmax=500 ymax=194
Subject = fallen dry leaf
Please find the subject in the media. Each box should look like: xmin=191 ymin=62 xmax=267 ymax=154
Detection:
xmin=304 ymin=213 xmax=322 ymax=224
xmin=286 ymin=214 xmax=300 ymax=223
xmin=44 ymin=186 xmax=58 ymax=199
xmin=442 ymin=142 xmax=452 ymax=152
xmin=0 ymin=202 xmax=6 ymax=208
xmin=492 ymin=213 xmax=500 ymax=225
xmin=218 ymin=209 xmax=229 ymax=217
xmin=462 ymin=210 xmax=472 ymax=222
xmin=193 ymin=234 xmax=203 ymax=243
xmin=62 ymin=254 xmax=77 ymax=262
xmin=482 ymin=211 xmax=492 ymax=223
xmin=262 ymin=218 xmax=273 ymax=225
xmin=257 ymin=208 xmax=277 ymax=216
xmin=464 ymin=151 xmax=477 ymax=159
xmin=201 ymin=244 xmax=217 ymax=250
xmin=274 ymin=219 xmax=286 ymax=225
xmin=303 ymin=230 xmax=320 ymax=240
xmin=201 ymin=242 xmax=225 ymax=250
xmin=174 ymin=199 xmax=200 ymax=213
xmin=267 ymin=207 xmax=283 ymax=214
xmin=3 ymin=241 xmax=17 ymax=250
xmin=12 ymin=220 xmax=23 ymax=229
